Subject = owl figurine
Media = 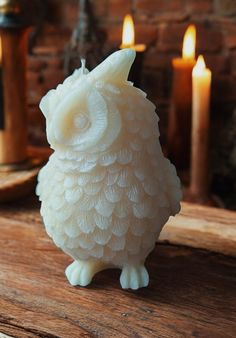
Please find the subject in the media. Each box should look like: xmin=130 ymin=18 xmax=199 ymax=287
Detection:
xmin=36 ymin=49 xmax=182 ymax=290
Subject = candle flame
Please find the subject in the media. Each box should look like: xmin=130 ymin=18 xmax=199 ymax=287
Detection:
xmin=122 ymin=14 xmax=135 ymax=47
xmin=192 ymin=55 xmax=206 ymax=75
xmin=182 ymin=25 xmax=196 ymax=60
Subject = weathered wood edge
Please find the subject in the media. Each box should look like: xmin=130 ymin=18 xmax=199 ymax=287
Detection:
xmin=159 ymin=202 xmax=236 ymax=257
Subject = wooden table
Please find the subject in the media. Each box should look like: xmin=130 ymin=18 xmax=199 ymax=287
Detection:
xmin=0 ymin=197 xmax=235 ymax=338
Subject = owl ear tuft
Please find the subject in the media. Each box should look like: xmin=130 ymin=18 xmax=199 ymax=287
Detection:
xmin=88 ymin=49 xmax=136 ymax=83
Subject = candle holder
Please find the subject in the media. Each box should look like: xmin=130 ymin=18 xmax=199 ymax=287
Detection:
xmin=0 ymin=0 xmax=45 ymax=202
xmin=183 ymin=56 xmax=223 ymax=208
xmin=64 ymin=0 xmax=105 ymax=76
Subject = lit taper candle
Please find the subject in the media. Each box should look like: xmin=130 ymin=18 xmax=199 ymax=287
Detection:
xmin=168 ymin=25 xmax=196 ymax=170
xmin=190 ymin=55 xmax=211 ymax=202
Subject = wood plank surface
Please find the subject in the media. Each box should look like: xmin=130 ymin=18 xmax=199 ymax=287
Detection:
xmin=0 ymin=197 xmax=236 ymax=337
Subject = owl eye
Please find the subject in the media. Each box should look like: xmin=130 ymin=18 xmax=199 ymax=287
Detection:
xmin=74 ymin=113 xmax=90 ymax=132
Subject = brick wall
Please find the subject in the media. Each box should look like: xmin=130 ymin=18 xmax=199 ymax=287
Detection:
xmin=27 ymin=0 xmax=236 ymax=209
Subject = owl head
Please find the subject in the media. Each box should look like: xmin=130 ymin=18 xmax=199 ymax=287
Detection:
xmin=40 ymin=49 xmax=136 ymax=152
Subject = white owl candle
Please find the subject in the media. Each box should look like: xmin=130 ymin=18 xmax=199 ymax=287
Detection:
xmin=36 ymin=49 xmax=182 ymax=290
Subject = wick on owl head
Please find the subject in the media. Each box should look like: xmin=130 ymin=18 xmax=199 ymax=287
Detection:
xmin=80 ymin=59 xmax=86 ymax=74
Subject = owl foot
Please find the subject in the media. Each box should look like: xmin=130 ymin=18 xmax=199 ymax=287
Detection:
xmin=65 ymin=260 xmax=105 ymax=287
xmin=120 ymin=264 xmax=149 ymax=290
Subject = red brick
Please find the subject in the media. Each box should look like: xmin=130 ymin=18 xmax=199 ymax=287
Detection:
xmin=38 ymin=33 xmax=69 ymax=53
xmin=157 ymin=23 xmax=187 ymax=53
xmin=28 ymin=105 xmax=45 ymax=127
xmin=27 ymin=104 xmax=47 ymax=146
xmin=45 ymin=0 xmax=63 ymax=23
xmin=61 ymin=1 xmax=78 ymax=29
xmin=214 ymin=0 xmax=236 ymax=16
xmin=28 ymin=57 xmax=47 ymax=72
xmin=46 ymin=0 xmax=78 ymax=26
xmin=35 ymin=24 xmax=70 ymax=53
xmin=27 ymin=85 xmax=45 ymax=106
xmin=212 ymin=75 xmax=236 ymax=102
xmin=135 ymin=24 xmax=158 ymax=45
xmin=27 ymin=71 xmax=41 ymax=88
xmin=151 ymin=12 xmax=189 ymax=23
xmin=222 ymin=21 xmax=236 ymax=49
xmin=143 ymin=69 xmax=171 ymax=99
xmin=46 ymin=0 xmax=107 ymax=24
xmin=106 ymin=24 xmax=122 ymax=44
xmin=196 ymin=24 xmax=223 ymax=53
xmin=42 ymin=22 xmax=60 ymax=35
xmin=134 ymin=6 xmax=188 ymax=23
xmin=45 ymin=56 xmax=64 ymax=70
xmin=41 ymin=69 xmax=65 ymax=92
xmin=144 ymin=49 xmax=172 ymax=69
xmin=27 ymin=72 xmax=46 ymax=102
xmin=225 ymin=34 xmax=236 ymax=49
xmin=136 ymin=0 xmax=186 ymax=13
xmin=157 ymin=22 xmax=223 ymax=54
xmin=33 ymin=45 xmax=64 ymax=56
xmin=204 ymin=54 xmax=229 ymax=74
xmin=187 ymin=0 xmax=213 ymax=13
xmin=230 ymin=51 xmax=236 ymax=76
xmin=108 ymin=0 xmax=131 ymax=19
xmin=54 ymin=0 xmax=108 ymax=28
xmin=92 ymin=0 xmax=108 ymax=17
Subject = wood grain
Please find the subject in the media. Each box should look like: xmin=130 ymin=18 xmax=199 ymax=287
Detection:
xmin=0 ymin=198 xmax=235 ymax=337
xmin=0 ymin=168 xmax=39 ymax=203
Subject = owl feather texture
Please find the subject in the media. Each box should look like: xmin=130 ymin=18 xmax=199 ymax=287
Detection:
xmin=36 ymin=49 xmax=182 ymax=290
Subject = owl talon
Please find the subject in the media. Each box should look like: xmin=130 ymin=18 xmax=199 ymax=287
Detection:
xmin=120 ymin=264 xmax=149 ymax=290
xmin=65 ymin=260 xmax=105 ymax=287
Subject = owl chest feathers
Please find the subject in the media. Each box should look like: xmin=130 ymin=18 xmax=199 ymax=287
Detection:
xmin=39 ymin=143 xmax=162 ymax=214
xmin=37 ymin=135 xmax=182 ymax=265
